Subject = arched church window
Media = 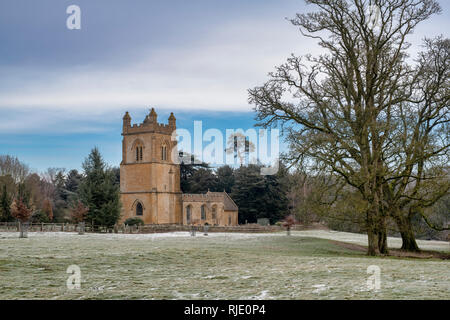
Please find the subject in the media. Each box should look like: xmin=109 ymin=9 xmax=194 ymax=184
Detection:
xmin=136 ymin=202 xmax=143 ymax=216
xmin=201 ymin=205 xmax=206 ymax=220
xmin=186 ymin=205 xmax=192 ymax=224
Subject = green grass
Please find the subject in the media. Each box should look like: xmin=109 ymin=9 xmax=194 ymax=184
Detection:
xmin=0 ymin=231 xmax=448 ymax=299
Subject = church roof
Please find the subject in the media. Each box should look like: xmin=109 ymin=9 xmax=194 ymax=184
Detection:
xmin=182 ymin=191 xmax=238 ymax=211
xmin=207 ymin=191 xmax=239 ymax=211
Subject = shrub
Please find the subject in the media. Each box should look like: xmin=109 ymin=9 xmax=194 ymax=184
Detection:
xmin=31 ymin=210 xmax=50 ymax=223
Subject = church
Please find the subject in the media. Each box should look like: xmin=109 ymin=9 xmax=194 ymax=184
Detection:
xmin=119 ymin=108 xmax=239 ymax=226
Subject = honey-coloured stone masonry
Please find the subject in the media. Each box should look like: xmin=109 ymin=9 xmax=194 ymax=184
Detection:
xmin=120 ymin=108 xmax=238 ymax=226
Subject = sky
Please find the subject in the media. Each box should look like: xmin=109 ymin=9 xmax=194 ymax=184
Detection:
xmin=0 ymin=0 xmax=449 ymax=173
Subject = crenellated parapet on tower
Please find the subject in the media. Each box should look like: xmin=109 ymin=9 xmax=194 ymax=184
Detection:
xmin=123 ymin=108 xmax=177 ymax=136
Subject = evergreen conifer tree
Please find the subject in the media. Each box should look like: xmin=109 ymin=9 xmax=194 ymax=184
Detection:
xmin=231 ymin=165 xmax=288 ymax=224
xmin=0 ymin=185 xmax=13 ymax=222
xmin=78 ymin=148 xmax=121 ymax=227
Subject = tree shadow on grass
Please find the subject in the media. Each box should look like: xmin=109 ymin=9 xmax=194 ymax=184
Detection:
xmin=330 ymin=240 xmax=450 ymax=260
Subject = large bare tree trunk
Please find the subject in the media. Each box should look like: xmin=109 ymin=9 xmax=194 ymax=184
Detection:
xmin=375 ymin=184 xmax=389 ymax=254
xmin=393 ymin=215 xmax=420 ymax=252
xmin=366 ymin=211 xmax=380 ymax=256
xmin=367 ymin=229 xmax=379 ymax=256
xmin=400 ymin=231 xmax=419 ymax=252
xmin=377 ymin=218 xmax=388 ymax=255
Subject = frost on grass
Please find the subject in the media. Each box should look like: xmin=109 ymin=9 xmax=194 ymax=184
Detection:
xmin=294 ymin=230 xmax=449 ymax=252
xmin=0 ymin=231 xmax=448 ymax=300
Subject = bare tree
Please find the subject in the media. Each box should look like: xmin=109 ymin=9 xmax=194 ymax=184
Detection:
xmin=41 ymin=198 xmax=54 ymax=222
xmin=249 ymin=0 xmax=446 ymax=255
xmin=381 ymin=37 xmax=450 ymax=250
xmin=0 ymin=155 xmax=30 ymax=183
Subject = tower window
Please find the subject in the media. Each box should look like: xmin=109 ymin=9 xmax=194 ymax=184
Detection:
xmin=136 ymin=202 xmax=143 ymax=216
xmin=136 ymin=146 xmax=143 ymax=162
xmin=161 ymin=145 xmax=167 ymax=161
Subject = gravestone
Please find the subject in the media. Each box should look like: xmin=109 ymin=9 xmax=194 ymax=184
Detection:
xmin=78 ymin=222 xmax=85 ymax=235
xmin=257 ymin=218 xmax=270 ymax=226
xmin=190 ymin=225 xmax=197 ymax=237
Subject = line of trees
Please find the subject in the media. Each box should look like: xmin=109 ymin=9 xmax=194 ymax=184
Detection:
xmin=1 ymin=144 xmax=446 ymax=245
xmin=1 ymin=149 xmax=291 ymax=227
xmin=285 ymin=169 xmax=449 ymax=241
xmin=180 ymin=159 xmax=290 ymax=225
xmin=0 ymin=149 xmax=121 ymax=228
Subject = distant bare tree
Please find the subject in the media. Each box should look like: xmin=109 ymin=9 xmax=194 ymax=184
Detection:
xmin=226 ymin=132 xmax=256 ymax=165
xmin=0 ymin=155 xmax=30 ymax=183
xmin=40 ymin=168 xmax=66 ymax=199
xmin=377 ymin=36 xmax=450 ymax=251
xmin=41 ymin=198 xmax=54 ymax=222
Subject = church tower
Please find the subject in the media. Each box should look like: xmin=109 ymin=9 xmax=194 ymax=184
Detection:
xmin=120 ymin=108 xmax=182 ymax=224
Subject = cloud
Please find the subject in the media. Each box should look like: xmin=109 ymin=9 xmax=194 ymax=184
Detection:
xmin=0 ymin=106 xmax=120 ymax=134
xmin=0 ymin=17 xmax=319 ymax=120
xmin=1 ymin=1 xmax=447 ymax=134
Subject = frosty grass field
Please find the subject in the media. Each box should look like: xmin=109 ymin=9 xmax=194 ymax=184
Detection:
xmin=0 ymin=230 xmax=448 ymax=300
